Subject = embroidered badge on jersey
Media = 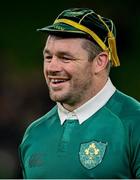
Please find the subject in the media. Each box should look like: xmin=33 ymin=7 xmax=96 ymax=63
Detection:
xmin=79 ymin=140 xmax=107 ymax=169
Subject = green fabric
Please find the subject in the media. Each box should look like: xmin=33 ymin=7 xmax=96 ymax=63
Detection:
xmin=19 ymin=90 xmax=140 ymax=179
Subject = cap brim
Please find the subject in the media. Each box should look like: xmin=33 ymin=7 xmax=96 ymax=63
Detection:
xmin=37 ymin=22 xmax=86 ymax=35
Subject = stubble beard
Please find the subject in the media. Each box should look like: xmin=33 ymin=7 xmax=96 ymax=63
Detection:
xmin=48 ymin=77 xmax=93 ymax=108
xmin=48 ymin=86 xmax=74 ymax=104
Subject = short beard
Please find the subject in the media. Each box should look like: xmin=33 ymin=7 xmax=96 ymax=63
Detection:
xmin=48 ymin=78 xmax=92 ymax=108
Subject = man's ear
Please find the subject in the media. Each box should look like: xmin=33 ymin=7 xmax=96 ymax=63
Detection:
xmin=94 ymin=51 xmax=109 ymax=73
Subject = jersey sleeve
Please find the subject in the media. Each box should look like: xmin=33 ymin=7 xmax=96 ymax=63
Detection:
xmin=130 ymin=108 xmax=140 ymax=178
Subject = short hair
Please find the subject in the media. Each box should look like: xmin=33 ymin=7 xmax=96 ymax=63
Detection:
xmin=81 ymin=38 xmax=112 ymax=73
xmin=81 ymin=38 xmax=102 ymax=61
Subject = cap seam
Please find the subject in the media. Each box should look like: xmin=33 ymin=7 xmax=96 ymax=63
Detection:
xmin=79 ymin=11 xmax=94 ymax=24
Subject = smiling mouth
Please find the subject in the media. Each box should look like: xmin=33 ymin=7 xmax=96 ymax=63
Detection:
xmin=50 ymin=79 xmax=68 ymax=84
xmin=48 ymin=76 xmax=70 ymax=85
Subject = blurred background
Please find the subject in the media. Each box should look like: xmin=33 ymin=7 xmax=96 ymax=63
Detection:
xmin=0 ymin=0 xmax=139 ymax=178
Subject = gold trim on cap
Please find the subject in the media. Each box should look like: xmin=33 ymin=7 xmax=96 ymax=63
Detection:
xmin=54 ymin=19 xmax=108 ymax=51
xmin=54 ymin=18 xmax=120 ymax=67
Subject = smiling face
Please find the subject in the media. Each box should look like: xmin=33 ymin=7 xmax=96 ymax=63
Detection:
xmin=43 ymin=35 xmax=108 ymax=110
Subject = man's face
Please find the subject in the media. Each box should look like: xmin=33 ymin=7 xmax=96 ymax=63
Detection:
xmin=43 ymin=35 xmax=97 ymax=109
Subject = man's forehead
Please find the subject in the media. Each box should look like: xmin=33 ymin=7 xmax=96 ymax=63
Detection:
xmin=46 ymin=34 xmax=87 ymax=43
xmin=45 ymin=35 xmax=84 ymax=48
xmin=43 ymin=36 xmax=88 ymax=59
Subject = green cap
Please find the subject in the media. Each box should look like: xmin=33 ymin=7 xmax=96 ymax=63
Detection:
xmin=37 ymin=8 xmax=120 ymax=67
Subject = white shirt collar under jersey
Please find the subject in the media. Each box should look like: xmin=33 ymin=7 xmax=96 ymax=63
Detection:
xmin=57 ymin=78 xmax=116 ymax=125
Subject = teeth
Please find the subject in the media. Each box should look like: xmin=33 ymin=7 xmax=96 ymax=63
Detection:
xmin=51 ymin=79 xmax=66 ymax=83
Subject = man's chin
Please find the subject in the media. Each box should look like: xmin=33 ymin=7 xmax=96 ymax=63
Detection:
xmin=49 ymin=93 xmax=65 ymax=102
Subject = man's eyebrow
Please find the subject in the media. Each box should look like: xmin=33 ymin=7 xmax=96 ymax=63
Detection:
xmin=43 ymin=49 xmax=50 ymax=55
xmin=43 ymin=49 xmax=74 ymax=57
xmin=57 ymin=51 xmax=73 ymax=56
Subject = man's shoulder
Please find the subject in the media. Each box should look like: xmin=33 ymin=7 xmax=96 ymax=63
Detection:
xmin=113 ymin=90 xmax=139 ymax=112
xmin=21 ymin=106 xmax=58 ymax=140
xmin=106 ymin=90 xmax=140 ymax=122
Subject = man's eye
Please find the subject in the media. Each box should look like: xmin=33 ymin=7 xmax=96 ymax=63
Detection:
xmin=63 ymin=57 xmax=70 ymax=60
xmin=46 ymin=56 xmax=52 ymax=59
xmin=44 ymin=56 xmax=52 ymax=62
xmin=61 ymin=56 xmax=71 ymax=62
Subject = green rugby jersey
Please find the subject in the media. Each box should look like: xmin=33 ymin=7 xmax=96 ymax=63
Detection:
xmin=19 ymin=90 xmax=140 ymax=178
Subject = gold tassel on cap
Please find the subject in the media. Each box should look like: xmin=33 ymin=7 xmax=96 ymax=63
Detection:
xmin=97 ymin=15 xmax=120 ymax=67
xmin=108 ymin=31 xmax=120 ymax=67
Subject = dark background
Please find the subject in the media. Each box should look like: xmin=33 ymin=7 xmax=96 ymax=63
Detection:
xmin=0 ymin=0 xmax=139 ymax=178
